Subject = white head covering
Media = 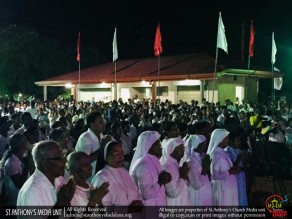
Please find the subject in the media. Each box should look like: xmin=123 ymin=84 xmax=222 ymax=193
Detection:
xmin=103 ymin=141 xmax=116 ymax=160
xmin=181 ymin=135 xmax=206 ymax=163
xmin=160 ymin=137 xmax=184 ymax=164
xmin=129 ymin=131 xmax=161 ymax=175
xmin=207 ymin=129 xmax=229 ymax=155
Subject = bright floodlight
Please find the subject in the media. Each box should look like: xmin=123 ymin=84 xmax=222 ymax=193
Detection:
xmin=65 ymin=83 xmax=72 ymax=88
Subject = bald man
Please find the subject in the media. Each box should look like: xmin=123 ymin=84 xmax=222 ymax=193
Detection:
xmin=17 ymin=140 xmax=75 ymax=206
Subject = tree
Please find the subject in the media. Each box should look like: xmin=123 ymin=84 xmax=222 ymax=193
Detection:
xmin=0 ymin=25 xmax=103 ymax=100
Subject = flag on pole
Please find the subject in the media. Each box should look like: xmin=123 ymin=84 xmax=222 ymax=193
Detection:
xmin=217 ymin=12 xmax=228 ymax=53
xmin=249 ymin=21 xmax=255 ymax=57
xmin=154 ymin=23 xmax=163 ymax=57
xmin=76 ymin=32 xmax=80 ymax=62
xmin=274 ymin=77 xmax=283 ymax=90
xmin=273 ymin=67 xmax=282 ymax=90
xmin=113 ymin=28 xmax=118 ymax=62
xmin=271 ymin=32 xmax=277 ymax=64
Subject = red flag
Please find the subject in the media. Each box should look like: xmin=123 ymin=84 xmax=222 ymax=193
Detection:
xmin=154 ymin=23 xmax=162 ymax=57
xmin=249 ymin=21 xmax=255 ymax=57
xmin=76 ymin=32 xmax=80 ymax=62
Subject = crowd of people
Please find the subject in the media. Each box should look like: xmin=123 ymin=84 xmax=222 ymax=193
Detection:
xmin=0 ymin=96 xmax=291 ymax=209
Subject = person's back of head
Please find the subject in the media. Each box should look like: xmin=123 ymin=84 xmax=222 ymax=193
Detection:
xmin=24 ymin=125 xmax=39 ymax=144
xmin=58 ymin=108 xmax=66 ymax=117
xmin=52 ymin=121 xmax=62 ymax=129
xmin=21 ymin=112 xmax=33 ymax=128
xmin=11 ymin=113 xmax=21 ymax=122
xmin=0 ymin=117 xmax=9 ymax=134
xmin=86 ymin=111 xmax=101 ymax=127
xmin=49 ymin=128 xmax=65 ymax=142
xmin=31 ymin=101 xmax=36 ymax=108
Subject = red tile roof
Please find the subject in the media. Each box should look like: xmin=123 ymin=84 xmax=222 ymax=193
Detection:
xmin=35 ymin=53 xmax=225 ymax=86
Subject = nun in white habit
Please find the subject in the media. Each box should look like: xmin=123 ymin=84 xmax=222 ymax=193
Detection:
xmin=91 ymin=141 xmax=143 ymax=208
xmin=160 ymin=137 xmax=190 ymax=206
xmin=184 ymin=134 xmax=213 ymax=206
xmin=207 ymin=129 xmax=241 ymax=206
xmin=129 ymin=131 xmax=172 ymax=206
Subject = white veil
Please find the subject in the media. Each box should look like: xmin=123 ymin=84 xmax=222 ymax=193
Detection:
xmin=206 ymin=129 xmax=229 ymax=155
xmin=129 ymin=131 xmax=160 ymax=175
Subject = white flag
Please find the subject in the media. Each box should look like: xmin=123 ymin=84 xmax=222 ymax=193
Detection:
xmin=271 ymin=32 xmax=277 ymax=64
xmin=274 ymin=77 xmax=283 ymax=90
xmin=217 ymin=12 xmax=228 ymax=53
xmin=113 ymin=28 xmax=118 ymax=62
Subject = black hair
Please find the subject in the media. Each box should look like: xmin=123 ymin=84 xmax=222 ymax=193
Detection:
xmin=20 ymin=112 xmax=32 ymax=121
xmin=163 ymin=121 xmax=177 ymax=135
xmin=52 ymin=121 xmax=62 ymax=129
xmin=49 ymin=128 xmax=65 ymax=141
xmin=0 ymin=134 xmax=27 ymax=173
xmin=86 ymin=112 xmax=102 ymax=129
xmin=121 ymin=120 xmax=130 ymax=129
xmin=11 ymin=113 xmax=21 ymax=120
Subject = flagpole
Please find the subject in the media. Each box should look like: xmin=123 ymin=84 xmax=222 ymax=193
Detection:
xmin=78 ymin=61 xmax=81 ymax=101
xmin=246 ymin=55 xmax=251 ymax=100
xmin=212 ymin=46 xmax=219 ymax=104
xmin=246 ymin=20 xmax=252 ymax=101
xmin=212 ymin=13 xmax=221 ymax=104
xmin=77 ymin=32 xmax=81 ymax=102
xmin=154 ymin=22 xmax=162 ymax=103
xmin=114 ymin=61 xmax=117 ymax=100
xmin=112 ymin=27 xmax=118 ymax=101
xmin=157 ymin=55 xmax=160 ymax=102
xmin=272 ymin=63 xmax=274 ymax=101
xmin=212 ymin=12 xmax=228 ymax=103
xmin=271 ymin=32 xmax=277 ymax=102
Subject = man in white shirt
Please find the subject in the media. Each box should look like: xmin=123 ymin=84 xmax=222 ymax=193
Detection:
xmin=25 ymin=101 xmax=38 ymax=119
xmin=75 ymin=112 xmax=106 ymax=182
xmin=17 ymin=140 xmax=75 ymax=206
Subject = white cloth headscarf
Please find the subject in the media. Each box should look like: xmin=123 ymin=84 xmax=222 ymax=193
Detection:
xmin=129 ymin=131 xmax=160 ymax=175
xmin=207 ymin=129 xmax=229 ymax=155
xmin=181 ymin=135 xmax=206 ymax=163
xmin=160 ymin=137 xmax=184 ymax=164
xmin=103 ymin=141 xmax=116 ymax=160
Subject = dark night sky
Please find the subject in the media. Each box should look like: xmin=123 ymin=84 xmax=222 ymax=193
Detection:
xmin=1 ymin=0 xmax=292 ymax=95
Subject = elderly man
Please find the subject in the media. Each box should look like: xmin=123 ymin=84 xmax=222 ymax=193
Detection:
xmin=17 ymin=140 xmax=75 ymax=206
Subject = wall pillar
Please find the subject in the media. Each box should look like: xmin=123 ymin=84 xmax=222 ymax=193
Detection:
xmin=43 ymin=86 xmax=47 ymax=101
xmin=151 ymin=82 xmax=156 ymax=103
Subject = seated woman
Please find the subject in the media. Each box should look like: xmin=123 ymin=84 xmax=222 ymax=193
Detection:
xmin=207 ymin=129 xmax=241 ymax=206
xmin=92 ymin=141 xmax=143 ymax=209
xmin=160 ymin=137 xmax=190 ymax=206
xmin=184 ymin=134 xmax=213 ymax=206
xmin=129 ymin=131 xmax=172 ymax=206
xmin=66 ymin=151 xmax=109 ymax=206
